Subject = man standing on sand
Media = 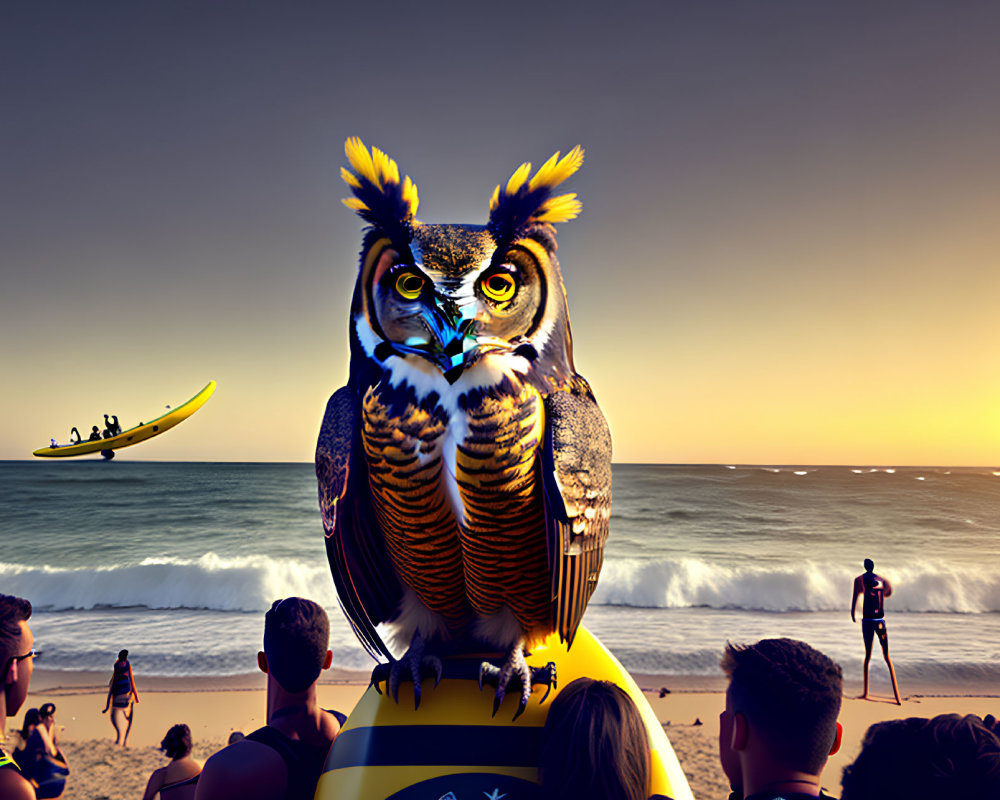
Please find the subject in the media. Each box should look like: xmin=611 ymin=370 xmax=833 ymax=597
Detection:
xmin=718 ymin=638 xmax=843 ymax=800
xmin=1 ymin=593 xmax=38 ymax=799
xmin=195 ymin=597 xmax=342 ymax=800
xmin=851 ymin=558 xmax=901 ymax=705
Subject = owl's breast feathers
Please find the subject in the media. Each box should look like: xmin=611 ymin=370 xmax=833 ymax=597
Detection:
xmin=361 ymin=375 xmax=552 ymax=640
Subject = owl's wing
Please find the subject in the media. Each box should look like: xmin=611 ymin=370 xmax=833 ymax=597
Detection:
xmin=316 ymin=386 xmax=401 ymax=662
xmin=542 ymin=387 xmax=612 ymax=648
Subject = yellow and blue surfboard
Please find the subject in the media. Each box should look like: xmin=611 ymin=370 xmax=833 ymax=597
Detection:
xmin=316 ymin=625 xmax=693 ymax=800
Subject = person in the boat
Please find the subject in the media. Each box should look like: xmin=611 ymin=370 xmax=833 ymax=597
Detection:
xmin=88 ymin=426 xmax=102 ymax=441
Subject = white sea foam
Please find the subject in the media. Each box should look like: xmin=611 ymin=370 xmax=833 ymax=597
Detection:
xmin=6 ymin=554 xmax=1000 ymax=616
xmin=593 ymin=558 xmax=1000 ymax=613
xmin=0 ymin=554 xmax=338 ymax=612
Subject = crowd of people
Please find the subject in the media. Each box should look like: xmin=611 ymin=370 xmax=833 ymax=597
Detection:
xmin=3 ymin=572 xmax=1000 ymax=799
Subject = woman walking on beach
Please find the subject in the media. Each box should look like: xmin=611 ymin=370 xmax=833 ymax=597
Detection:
xmin=102 ymin=649 xmax=140 ymax=746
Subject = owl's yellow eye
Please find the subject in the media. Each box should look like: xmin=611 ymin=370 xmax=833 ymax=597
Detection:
xmin=480 ymin=272 xmax=516 ymax=304
xmin=395 ymin=272 xmax=425 ymax=300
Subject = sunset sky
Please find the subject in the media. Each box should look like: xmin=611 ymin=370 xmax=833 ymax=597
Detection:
xmin=3 ymin=2 xmax=999 ymax=465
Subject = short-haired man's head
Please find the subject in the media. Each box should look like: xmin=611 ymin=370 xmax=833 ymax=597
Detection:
xmin=118 ymin=649 xmax=129 ymax=661
xmin=841 ymin=714 xmax=1000 ymax=800
xmin=721 ymin=638 xmax=843 ymax=774
xmin=263 ymin=598 xmax=330 ymax=693
xmin=539 ymin=677 xmax=650 ymax=800
xmin=161 ymin=723 xmax=193 ymax=759
xmin=0 ymin=593 xmax=32 ymax=672
xmin=863 ymin=558 xmax=874 ymax=572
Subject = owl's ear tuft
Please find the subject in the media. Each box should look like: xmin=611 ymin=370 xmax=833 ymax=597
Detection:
xmin=487 ymin=146 xmax=583 ymax=244
xmin=341 ymin=137 xmax=420 ymax=243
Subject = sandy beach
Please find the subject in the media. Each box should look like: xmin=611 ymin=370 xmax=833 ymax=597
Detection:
xmin=10 ymin=668 xmax=995 ymax=800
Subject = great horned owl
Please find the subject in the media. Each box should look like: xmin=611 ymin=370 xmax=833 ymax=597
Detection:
xmin=316 ymin=138 xmax=611 ymax=717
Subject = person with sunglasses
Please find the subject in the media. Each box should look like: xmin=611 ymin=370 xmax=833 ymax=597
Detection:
xmin=1 ymin=592 xmax=37 ymax=799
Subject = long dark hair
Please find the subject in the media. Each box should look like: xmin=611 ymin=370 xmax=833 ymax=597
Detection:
xmin=20 ymin=708 xmax=39 ymax=740
xmin=539 ymin=677 xmax=650 ymax=800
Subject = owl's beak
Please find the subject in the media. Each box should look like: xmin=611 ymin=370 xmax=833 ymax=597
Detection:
xmin=420 ymin=296 xmax=479 ymax=383
xmin=372 ymin=296 xmax=480 ymax=382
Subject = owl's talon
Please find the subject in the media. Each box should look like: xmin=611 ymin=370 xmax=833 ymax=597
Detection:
xmin=479 ymin=662 xmax=500 ymax=691
xmin=383 ymin=632 xmax=442 ymax=709
xmin=532 ymin=662 xmax=558 ymax=703
xmin=479 ymin=643 xmax=535 ymax=721
xmin=370 ymin=662 xmax=390 ymax=694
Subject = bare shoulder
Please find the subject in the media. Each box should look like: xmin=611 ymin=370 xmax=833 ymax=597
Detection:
xmin=195 ymin=739 xmax=287 ymax=800
xmin=0 ymin=768 xmax=36 ymax=800
xmin=147 ymin=764 xmax=167 ymax=785
xmin=142 ymin=765 xmax=167 ymax=800
xmin=322 ymin=708 xmax=343 ymax=739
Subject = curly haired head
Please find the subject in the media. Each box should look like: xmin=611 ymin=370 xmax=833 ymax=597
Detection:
xmin=160 ymin=723 xmax=193 ymax=759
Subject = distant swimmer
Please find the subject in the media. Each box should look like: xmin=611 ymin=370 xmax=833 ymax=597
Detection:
xmin=70 ymin=427 xmax=82 ymax=444
xmin=104 ymin=414 xmax=121 ymax=436
xmin=851 ymin=558 xmax=901 ymax=704
xmin=88 ymin=426 xmax=102 ymax=441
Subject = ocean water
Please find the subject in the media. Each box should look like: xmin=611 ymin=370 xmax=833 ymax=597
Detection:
xmin=3 ymin=461 xmax=999 ymax=693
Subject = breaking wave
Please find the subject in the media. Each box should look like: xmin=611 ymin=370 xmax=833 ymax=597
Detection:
xmin=593 ymin=558 xmax=1000 ymax=613
xmin=0 ymin=554 xmax=338 ymax=612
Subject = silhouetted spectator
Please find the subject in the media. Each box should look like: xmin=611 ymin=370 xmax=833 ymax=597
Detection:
xmin=195 ymin=598 xmax=342 ymax=800
xmin=841 ymin=713 xmax=1000 ymax=800
xmin=539 ymin=677 xmax=658 ymax=800
xmin=142 ymin=723 xmax=202 ymax=800
xmin=719 ymin=638 xmax=842 ymax=800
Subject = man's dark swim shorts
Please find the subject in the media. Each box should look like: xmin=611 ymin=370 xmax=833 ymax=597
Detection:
xmin=862 ymin=617 xmax=888 ymax=649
